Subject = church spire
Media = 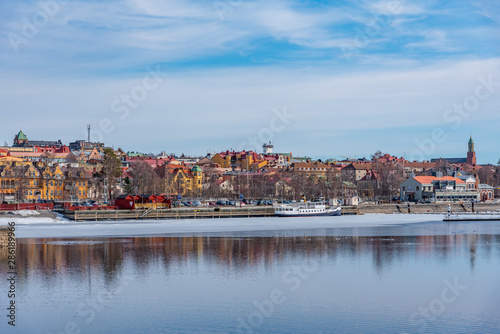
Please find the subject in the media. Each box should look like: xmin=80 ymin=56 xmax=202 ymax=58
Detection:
xmin=468 ymin=136 xmax=474 ymax=153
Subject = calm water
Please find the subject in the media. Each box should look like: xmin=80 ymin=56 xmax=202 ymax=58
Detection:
xmin=1 ymin=220 xmax=500 ymax=334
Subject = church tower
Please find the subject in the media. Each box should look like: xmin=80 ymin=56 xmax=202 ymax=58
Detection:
xmin=466 ymin=136 xmax=476 ymax=166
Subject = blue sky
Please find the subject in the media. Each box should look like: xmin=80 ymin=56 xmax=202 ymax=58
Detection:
xmin=0 ymin=0 xmax=499 ymax=163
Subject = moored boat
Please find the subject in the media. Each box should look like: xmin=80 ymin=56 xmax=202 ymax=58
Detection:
xmin=274 ymin=201 xmax=341 ymax=217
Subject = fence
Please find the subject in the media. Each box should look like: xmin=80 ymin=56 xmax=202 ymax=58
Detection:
xmin=0 ymin=203 xmax=53 ymax=211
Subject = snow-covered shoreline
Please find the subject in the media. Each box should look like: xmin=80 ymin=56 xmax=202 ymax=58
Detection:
xmin=0 ymin=213 xmax=465 ymax=238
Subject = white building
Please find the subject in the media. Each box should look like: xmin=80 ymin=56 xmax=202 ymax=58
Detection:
xmin=263 ymin=142 xmax=274 ymax=155
xmin=400 ymin=176 xmax=478 ymax=202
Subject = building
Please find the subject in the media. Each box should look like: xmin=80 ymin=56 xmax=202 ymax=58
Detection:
xmin=69 ymin=139 xmax=105 ymax=151
xmin=8 ymin=151 xmax=69 ymax=163
xmin=290 ymin=161 xmax=337 ymax=179
xmin=456 ymin=171 xmax=477 ymax=190
xmin=263 ymin=142 xmax=274 ymax=155
xmin=357 ymin=170 xmax=380 ymax=200
xmin=0 ymin=162 xmax=91 ymax=203
xmin=161 ymin=164 xmax=203 ymax=196
xmin=478 ymin=184 xmax=495 ymax=202
xmin=13 ymin=130 xmax=66 ymax=150
xmin=401 ymin=161 xmax=436 ymax=177
xmin=400 ymin=176 xmax=478 ymax=202
xmin=466 ymin=137 xmax=477 ymax=166
xmin=341 ymin=163 xmax=373 ymax=182
xmin=211 ymin=150 xmax=260 ymax=170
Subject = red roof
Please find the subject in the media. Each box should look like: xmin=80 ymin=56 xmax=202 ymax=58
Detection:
xmin=413 ymin=176 xmax=465 ymax=184
xmin=358 ymin=170 xmax=380 ymax=181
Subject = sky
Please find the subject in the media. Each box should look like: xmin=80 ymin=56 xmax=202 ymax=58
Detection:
xmin=0 ymin=0 xmax=499 ymax=163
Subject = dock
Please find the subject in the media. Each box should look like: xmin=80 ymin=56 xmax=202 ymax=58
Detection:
xmin=64 ymin=207 xmax=276 ymax=221
xmin=443 ymin=213 xmax=500 ymax=222
xmin=443 ymin=216 xmax=500 ymax=222
xmin=62 ymin=205 xmax=358 ymax=221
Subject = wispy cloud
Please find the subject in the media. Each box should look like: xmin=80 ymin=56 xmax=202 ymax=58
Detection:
xmin=0 ymin=0 xmax=499 ymax=162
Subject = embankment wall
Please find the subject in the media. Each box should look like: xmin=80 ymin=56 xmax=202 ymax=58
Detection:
xmin=357 ymin=203 xmax=500 ymax=214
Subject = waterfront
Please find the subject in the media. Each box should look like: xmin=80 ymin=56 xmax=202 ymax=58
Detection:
xmin=1 ymin=217 xmax=500 ymax=333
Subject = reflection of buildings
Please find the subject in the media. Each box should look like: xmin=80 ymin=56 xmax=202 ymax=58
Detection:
xmin=4 ymin=233 xmax=498 ymax=281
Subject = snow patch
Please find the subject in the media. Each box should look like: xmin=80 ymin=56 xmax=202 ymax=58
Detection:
xmin=9 ymin=210 xmax=41 ymax=217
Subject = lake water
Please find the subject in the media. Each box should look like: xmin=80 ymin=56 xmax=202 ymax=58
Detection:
xmin=1 ymin=217 xmax=500 ymax=333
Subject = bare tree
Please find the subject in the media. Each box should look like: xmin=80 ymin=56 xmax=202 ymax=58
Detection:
xmin=101 ymin=148 xmax=122 ymax=199
xmin=477 ymin=165 xmax=495 ymax=185
xmin=129 ymin=161 xmax=156 ymax=194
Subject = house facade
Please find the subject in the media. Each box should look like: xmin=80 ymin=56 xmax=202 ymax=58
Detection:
xmin=163 ymin=164 xmax=203 ymax=196
xmin=478 ymin=184 xmax=495 ymax=202
xmin=0 ymin=162 xmax=91 ymax=202
xmin=400 ymin=176 xmax=478 ymax=202
xmin=341 ymin=163 xmax=373 ymax=182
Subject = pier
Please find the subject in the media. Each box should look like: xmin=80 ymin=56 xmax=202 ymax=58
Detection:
xmin=63 ymin=205 xmax=359 ymax=221
xmin=64 ymin=207 xmax=276 ymax=221
xmin=443 ymin=214 xmax=500 ymax=222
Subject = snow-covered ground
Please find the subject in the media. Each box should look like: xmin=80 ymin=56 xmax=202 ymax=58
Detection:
xmin=0 ymin=213 xmax=457 ymax=238
xmin=4 ymin=209 xmax=41 ymax=217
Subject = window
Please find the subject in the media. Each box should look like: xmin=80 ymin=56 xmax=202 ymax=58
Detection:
xmin=416 ymin=186 xmax=420 ymax=191
xmin=50 ymin=190 xmax=53 ymax=196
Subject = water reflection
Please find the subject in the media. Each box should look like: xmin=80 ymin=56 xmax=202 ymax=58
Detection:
xmin=4 ymin=233 xmax=499 ymax=281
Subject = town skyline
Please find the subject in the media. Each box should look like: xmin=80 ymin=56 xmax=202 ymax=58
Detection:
xmin=1 ymin=128 xmax=497 ymax=165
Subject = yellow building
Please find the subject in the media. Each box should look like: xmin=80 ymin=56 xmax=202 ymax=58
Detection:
xmin=164 ymin=165 xmax=203 ymax=196
xmin=211 ymin=151 xmax=260 ymax=170
xmin=0 ymin=155 xmax=24 ymax=166
xmin=0 ymin=162 xmax=91 ymax=202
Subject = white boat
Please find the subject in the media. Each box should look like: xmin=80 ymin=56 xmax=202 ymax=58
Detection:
xmin=274 ymin=201 xmax=341 ymax=217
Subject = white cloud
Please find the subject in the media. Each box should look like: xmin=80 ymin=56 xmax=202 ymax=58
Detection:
xmin=1 ymin=57 xmax=498 ymax=156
